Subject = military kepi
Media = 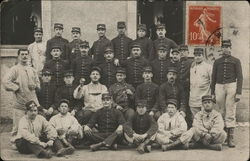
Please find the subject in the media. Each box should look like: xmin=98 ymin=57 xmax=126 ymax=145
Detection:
xmin=116 ymin=67 xmax=126 ymax=74
xmin=138 ymin=24 xmax=147 ymax=31
xmin=202 ymin=95 xmax=213 ymax=102
xmin=167 ymin=67 xmax=178 ymax=73
xmin=71 ymin=27 xmax=81 ymax=33
xmin=179 ymin=44 xmax=188 ymax=51
xmin=143 ymin=66 xmax=152 ymax=72
xmin=221 ymin=39 xmax=232 ymax=47
xmin=64 ymin=70 xmax=74 ymax=77
xmin=167 ymin=99 xmax=178 ymax=107
xmin=117 ymin=21 xmax=126 ymax=28
xmin=42 ymin=69 xmax=52 ymax=76
xmin=34 ymin=27 xmax=43 ymax=33
xmin=54 ymin=23 xmax=63 ymax=29
xmin=136 ymin=99 xmax=148 ymax=108
xmin=97 ymin=24 xmax=106 ymax=30
xmin=193 ymin=48 xmax=204 ymax=55
xmin=102 ymin=93 xmax=112 ymax=99
xmin=79 ymin=41 xmax=89 ymax=48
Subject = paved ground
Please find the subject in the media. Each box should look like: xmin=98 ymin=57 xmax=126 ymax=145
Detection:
xmin=0 ymin=124 xmax=249 ymax=161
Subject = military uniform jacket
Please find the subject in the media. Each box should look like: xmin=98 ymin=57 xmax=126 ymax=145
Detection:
xmin=133 ymin=37 xmax=154 ymax=60
xmin=135 ymin=82 xmax=159 ymax=112
xmin=179 ymin=57 xmax=193 ymax=87
xmin=151 ymin=58 xmax=170 ymax=85
xmin=36 ymin=82 xmax=56 ymax=109
xmin=124 ymin=112 xmax=158 ymax=138
xmin=87 ymin=107 xmax=125 ymax=133
xmin=111 ymin=35 xmax=133 ymax=61
xmin=152 ymin=37 xmax=178 ymax=60
xmin=211 ymin=55 xmax=243 ymax=94
xmin=43 ymin=59 xmax=69 ymax=87
xmin=90 ymin=36 xmax=112 ymax=65
xmin=193 ymin=109 xmax=224 ymax=137
xmin=45 ymin=36 xmax=69 ymax=60
xmin=121 ymin=57 xmax=149 ymax=86
xmin=71 ymin=55 xmax=94 ymax=85
xmin=67 ymin=39 xmax=85 ymax=63
xmin=99 ymin=60 xmax=118 ymax=88
xmin=159 ymin=82 xmax=187 ymax=112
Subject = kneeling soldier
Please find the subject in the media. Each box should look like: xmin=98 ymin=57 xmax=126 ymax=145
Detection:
xmin=124 ymin=99 xmax=158 ymax=154
xmin=84 ymin=93 xmax=125 ymax=151
xmin=156 ymin=99 xmax=188 ymax=151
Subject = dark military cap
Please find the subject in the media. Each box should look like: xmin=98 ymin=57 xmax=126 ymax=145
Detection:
xmin=179 ymin=44 xmax=188 ymax=51
xmin=91 ymin=66 xmax=101 ymax=74
xmin=156 ymin=23 xmax=166 ymax=29
xmin=102 ymin=93 xmax=112 ymax=100
xmin=54 ymin=23 xmax=64 ymax=29
xmin=63 ymin=70 xmax=74 ymax=77
xmin=71 ymin=27 xmax=81 ymax=33
xmin=79 ymin=41 xmax=89 ymax=48
xmin=136 ymin=99 xmax=148 ymax=108
xmin=25 ymin=100 xmax=37 ymax=110
xmin=157 ymin=44 xmax=167 ymax=51
xmin=97 ymin=24 xmax=106 ymax=30
xmin=221 ymin=39 xmax=232 ymax=47
xmin=42 ymin=69 xmax=52 ymax=76
xmin=167 ymin=99 xmax=178 ymax=107
xmin=137 ymin=24 xmax=147 ymax=31
xmin=193 ymin=48 xmax=204 ymax=55
xmin=104 ymin=46 xmax=114 ymax=53
xmin=117 ymin=21 xmax=126 ymax=28
xmin=167 ymin=67 xmax=178 ymax=73
xmin=143 ymin=66 xmax=153 ymax=72
xmin=131 ymin=42 xmax=142 ymax=49
xmin=171 ymin=48 xmax=180 ymax=54
xmin=202 ymin=95 xmax=214 ymax=102
xmin=34 ymin=27 xmax=43 ymax=33
xmin=51 ymin=44 xmax=62 ymax=51
xmin=59 ymin=99 xmax=70 ymax=106
xmin=116 ymin=67 xmax=126 ymax=74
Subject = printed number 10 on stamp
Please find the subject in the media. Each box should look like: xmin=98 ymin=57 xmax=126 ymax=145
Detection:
xmin=187 ymin=6 xmax=222 ymax=46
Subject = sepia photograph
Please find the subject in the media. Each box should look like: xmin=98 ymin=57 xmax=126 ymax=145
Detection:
xmin=0 ymin=0 xmax=249 ymax=160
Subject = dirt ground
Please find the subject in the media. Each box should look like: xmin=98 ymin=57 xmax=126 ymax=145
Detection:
xmin=0 ymin=124 xmax=249 ymax=161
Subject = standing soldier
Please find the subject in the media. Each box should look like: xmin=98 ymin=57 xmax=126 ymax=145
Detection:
xmin=121 ymin=43 xmax=149 ymax=88
xmin=90 ymin=24 xmax=112 ymax=65
xmin=211 ymin=40 xmax=243 ymax=148
xmin=45 ymin=23 xmax=69 ymax=61
xmin=151 ymin=44 xmax=169 ymax=85
xmin=136 ymin=66 xmax=160 ymax=120
xmin=109 ymin=67 xmax=135 ymax=121
xmin=111 ymin=21 xmax=133 ymax=62
xmin=151 ymin=24 xmax=178 ymax=60
xmin=189 ymin=48 xmax=212 ymax=118
xmin=133 ymin=24 xmax=154 ymax=60
xmin=28 ymin=27 xmax=46 ymax=77
xmin=167 ymin=48 xmax=181 ymax=71
xmin=68 ymin=27 xmax=85 ymax=63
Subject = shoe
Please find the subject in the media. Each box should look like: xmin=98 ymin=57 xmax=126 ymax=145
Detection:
xmin=56 ymin=146 xmax=74 ymax=157
xmin=161 ymin=145 xmax=167 ymax=152
xmin=90 ymin=142 xmax=104 ymax=152
xmin=162 ymin=139 xmax=182 ymax=151
xmin=182 ymin=142 xmax=189 ymax=150
xmin=188 ymin=142 xmax=201 ymax=149
xmin=111 ymin=143 xmax=118 ymax=150
xmin=207 ymin=144 xmax=222 ymax=151
xmin=228 ymin=128 xmax=236 ymax=148
xmin=38 ymin=149 xmax=53 ymax=158
xmin=144 ymin=145 xmax=151 ymax=153
xmin=136 ymin=145 xmax=145 ymax=154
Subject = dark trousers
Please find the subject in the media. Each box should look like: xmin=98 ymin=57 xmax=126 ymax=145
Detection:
xmin=86 ymin=132 xmax=122 ymax=146
xmin=75 ymin=109 xmax=94 ymax=125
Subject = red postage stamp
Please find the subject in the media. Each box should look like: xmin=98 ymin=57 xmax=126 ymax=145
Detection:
xmin=187 ymin=6 xmax=222 ymax=46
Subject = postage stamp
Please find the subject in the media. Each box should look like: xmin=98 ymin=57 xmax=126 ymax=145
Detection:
xmin=187 ymin=5 xmax=222 ymax=46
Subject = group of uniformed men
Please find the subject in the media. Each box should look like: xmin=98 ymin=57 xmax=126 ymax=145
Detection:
xmin=3 ymin=21 xmax=243 ymax=158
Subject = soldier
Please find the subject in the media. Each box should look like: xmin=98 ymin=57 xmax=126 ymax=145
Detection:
xmin=156 ymin=99 xmax=188 ymax=151
xmin=167 ymin=48 xmax=181 ymax=71
xmin=109 ymin=67 xmax=135 ymax=121
xmin=83 ymin=93 xmax=125 ymax=151
xmin=99 ymin=46 xmax=118 ymax=88
xmin=43 ymin=45 xmax=70 ymax=88
xmin=123 ymin=99 xmax=158 ymax=154
xmin=3 ymin=49 xmax=40 ymax=142
xmin=136 ymin=66 xmax=160 ymax=120
xmin=73 ymin=67 xmax=108 ymax=125
xmin=14 ymin=101 xmax=74 ymax=158
xmin=189 ymin=48 xmax=212 ymax=118
xmin=68 ymin=27 xmax=85 ymax=63
xmin=159 ymin=67 xmax=187 ymax=117
xmin=151 ymin=44 xmax=169 ymax=85
xmin=211 ymin=40 xmax=243 ymax=148
xmin=183 ymin=95 xmax=227 ymax=151
xmin=151 ymin=24 xmax=178 ymax=60
xmin=28 ymin=27 xmax=46 ymax=77
xmin=121 ymin=43 xmax=149 ymax=88
xmin=90 ymin=24 xmax=112 ymax=65
xmin=111 ymin=21 xmax=133 ymax=62
xmin=36 ymin=69 xmax=57 ymax=120
xmin=45 ymin=23 xmax=69 ymax=61
xmin=71 ymin=41 xmax=94 ymax=85
xmin=133 ymin=24 xmax=154 ymax=60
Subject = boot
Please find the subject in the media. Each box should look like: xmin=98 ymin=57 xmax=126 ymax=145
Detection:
xmin=136 ymin=138 xmax=151 ymax=154
xmin=37 ymin=149 xmax=53 ymax=158
xmin=90 ymin=142 xmax=105 ymax=152
xmin=206 ymin=144 xmax=222 ymax=151
xmin=162 ymin=139 xmax=182 ymax=151
xmin=56 ymin=146 xmax=75 ymax=157
xmin=188 ymin=142 xmax=201 ymax=149
xmin=228 ymin=128 xmax=236 ymax=148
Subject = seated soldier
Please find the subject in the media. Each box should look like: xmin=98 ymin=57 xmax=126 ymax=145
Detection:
xmin=156 ymin=99 xmax=188 ymax=151
xmin=183 ymin=95 xmax=227 ymax=151
xmin=14 ymin=100 xmax=74 ymax=158
xmin=123 ymin=99 xmax=158 ymax=154
xmin=83 ymin=93 xmax=125 ymax=151
xmin=49 ymin=99 xmax=83 ymax=148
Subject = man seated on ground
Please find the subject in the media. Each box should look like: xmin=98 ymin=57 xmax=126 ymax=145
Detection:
xmin=183 ymin=95 xmax=227 ymax=151
xmin=14 ymin=100 xmax=74 ymax=158
xmin=49 ymin=99 xmax=83 ymax=148
xmin=123 ymin=99 xmax=158 ymax=154
xmin=156 ymin=99 xmax=188 ymax=151
xmin=83 ymin=93 xmax=125 ymax=151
